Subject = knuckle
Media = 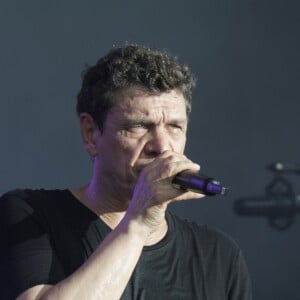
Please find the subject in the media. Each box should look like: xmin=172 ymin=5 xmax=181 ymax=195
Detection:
xmin=161 ymin=163 xmax=173 ymax=176
xmin=166 ymin=155 xmax=174 ymax=163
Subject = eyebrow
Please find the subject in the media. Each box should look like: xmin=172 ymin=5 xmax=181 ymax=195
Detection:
xmin=123 ymin=116 xmax=187 ymax=126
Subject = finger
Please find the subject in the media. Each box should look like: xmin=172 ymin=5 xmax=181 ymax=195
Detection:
xmin=144 ymin=156 xmax=200 ymax=182
xmin=169 ymin=190 xmax=206 ymax=203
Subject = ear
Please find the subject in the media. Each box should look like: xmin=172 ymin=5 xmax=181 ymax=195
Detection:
xmin=79 ymin=113 xmax=100 ymax=157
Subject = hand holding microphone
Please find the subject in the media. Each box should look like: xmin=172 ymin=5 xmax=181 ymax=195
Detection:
xmin=129 ymin=153 xmax=228 ymax=236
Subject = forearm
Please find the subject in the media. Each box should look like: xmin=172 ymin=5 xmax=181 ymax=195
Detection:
xmin=41 ymin=218 xmax=147 ymax=300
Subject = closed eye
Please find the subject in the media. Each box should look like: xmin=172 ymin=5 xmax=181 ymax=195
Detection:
xmin=168 ymin=123 xmax=184 ymax=130
xmin=125 ymin=123 xmax=149 ymax=133
xmin=169 ymin=124 xmax=182 ymax=128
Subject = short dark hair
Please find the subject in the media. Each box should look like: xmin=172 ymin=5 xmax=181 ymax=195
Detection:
xmin=76 ymin=44 xmax=196 ymax=132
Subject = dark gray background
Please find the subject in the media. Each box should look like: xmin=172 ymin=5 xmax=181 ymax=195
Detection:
xmin=1 ymin=0 xmax=299 ymax=299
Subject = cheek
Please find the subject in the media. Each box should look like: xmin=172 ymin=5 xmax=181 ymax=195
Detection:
xmin=172 ymin=135 xmax=186 ymax=153
xmin=116 ymin=138 xmax=142 ymax=164
xmin=119 ymin=137 xmax=150 ymax=167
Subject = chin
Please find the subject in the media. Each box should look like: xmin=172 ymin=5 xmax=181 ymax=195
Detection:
xmin=115 ymin=180 xmax=136 ymax=199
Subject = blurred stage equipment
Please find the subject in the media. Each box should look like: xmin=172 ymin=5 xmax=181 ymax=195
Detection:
xmin=233 ymin=162 xmax=300 ymax=230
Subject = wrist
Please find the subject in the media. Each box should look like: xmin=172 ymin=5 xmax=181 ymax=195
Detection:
xmin=118 ymin=215 xmax=151 ymax=244
xmin=119 ymin=211 xmax=168 ymax=246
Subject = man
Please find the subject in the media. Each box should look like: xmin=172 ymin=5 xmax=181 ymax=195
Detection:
xmin=0 ymin=44 xmax=252 ymax=299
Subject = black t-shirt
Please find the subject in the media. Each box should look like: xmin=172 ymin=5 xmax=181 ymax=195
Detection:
xmin=0 ymin=189 xmax=252 ymax=299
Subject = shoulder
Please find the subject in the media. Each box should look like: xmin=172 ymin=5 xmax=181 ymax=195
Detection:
xmin=1 ymin=188 xmax=64 ymax=203
xmin=168 ymin=212 xmax=241 ymax=256
xmin=0 ymin=189 xmax=68 ymax=224
xmin=0 ymin=188 xmax=68 ymax=203
xmin=168 ymin=213 xmax=252 ymax=298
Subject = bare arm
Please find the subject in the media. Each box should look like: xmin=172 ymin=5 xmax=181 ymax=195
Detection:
xmin=17 ymin=217 xmax=147 ymax=300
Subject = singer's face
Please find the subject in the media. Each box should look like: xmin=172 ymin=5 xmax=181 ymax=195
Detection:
xmin=93 ymin=86 xmax=188 ymax=200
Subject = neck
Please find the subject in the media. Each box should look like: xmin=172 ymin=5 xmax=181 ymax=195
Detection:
xmin=71 ymin=182 xmax=127 ymax=229
xmin=71 ymin=164 xmax=168 ymax=245
xmin=70 ymin=182 xmax=168 ymax=246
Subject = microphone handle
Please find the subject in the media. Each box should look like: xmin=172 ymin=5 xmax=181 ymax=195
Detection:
xmin=172 ymin=172 xmax=228 ymax=196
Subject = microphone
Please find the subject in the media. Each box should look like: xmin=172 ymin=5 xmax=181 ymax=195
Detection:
xmin=233 ymin=195 xmax=300 ymax=217
xmin=172 ymin=172 xmax=228 ymax=196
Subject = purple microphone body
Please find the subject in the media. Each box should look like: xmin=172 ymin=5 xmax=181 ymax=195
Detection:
xmin=172 ymin=172 xmax=228 ymax=196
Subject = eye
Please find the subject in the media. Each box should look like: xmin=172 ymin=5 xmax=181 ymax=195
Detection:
xmin=168 ymin=124 xmax=182 ymax=130
xmin=127 ymin=123 xmax=147 ymax=133
xmin=132 ymin=123 xmax=146 ymax=129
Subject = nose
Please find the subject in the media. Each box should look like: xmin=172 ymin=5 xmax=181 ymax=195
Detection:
xmin=144 ymin=127 xmax=170 ymax=157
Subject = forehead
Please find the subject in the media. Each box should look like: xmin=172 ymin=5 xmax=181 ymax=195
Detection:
xmin=110 ymin=87 xmax=187 ymax=120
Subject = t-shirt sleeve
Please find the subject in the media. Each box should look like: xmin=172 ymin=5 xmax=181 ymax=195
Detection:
xmin=0 ymin=190 xmax=65 ymax=300
xmin=192 ymin=222 xmax=253 ymax=300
